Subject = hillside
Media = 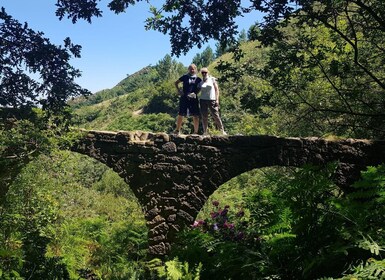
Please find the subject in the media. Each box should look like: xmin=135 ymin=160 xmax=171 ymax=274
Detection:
xmin=68 ymin=66 xmax=158 ymax=109
xmin=4 ymin=5 xmax=385 ymax=279
xmin=70 ymin=41 xmax=276 ymax=135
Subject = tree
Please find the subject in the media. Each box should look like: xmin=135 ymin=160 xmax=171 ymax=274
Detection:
xmin=0 ymin=7 xmax=89 ymax=201
xmin=119 ymin=0 xmax=385 ymax=138
xmin=253 ymin=2 xmax=385 ymax=138
xmin=2 ymin=1 xmax=385 ymax=183
xmin=17 ymin=1 xmax=385 ymax=76
xmin=192 ymin=46 xmax=215 ymax=69
xmin=237 ymin=29 xmax=247 ymax=44
xmin=51 ymin=0 xmax=243 ymax=56
xmin=142 ymin=0 xmax=385 ymax=138
xmin=155 ymin=54 xmax=185 ymax=81
xmin=0 ymin=8 xmax=89 ymax=113
xmin=247 ymin=22 xmax=261 ymax=41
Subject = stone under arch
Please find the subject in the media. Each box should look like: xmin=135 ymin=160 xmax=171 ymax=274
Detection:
xmin=72 ymin=130 xmax=385 ymax=256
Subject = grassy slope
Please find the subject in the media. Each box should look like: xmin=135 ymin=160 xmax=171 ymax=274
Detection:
xmin=71 ymin=40 xmax=275 ymax=136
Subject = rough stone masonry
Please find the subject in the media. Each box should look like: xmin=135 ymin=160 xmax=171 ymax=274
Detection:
xmin=72 ymin=130 xmax=385 ymax=256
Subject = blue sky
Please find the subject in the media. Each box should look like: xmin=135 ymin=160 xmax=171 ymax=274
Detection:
xmin=2 ymin=1 xmax=263 ymax=93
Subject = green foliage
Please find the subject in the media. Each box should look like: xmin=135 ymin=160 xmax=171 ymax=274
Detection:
xmin=342 ymin=258 xmax=385 ymax=280
xmin=172 ymin=201 xmax=261 ymax=280
xmin=0 ymin=151 xmax=148 ymax=279
xmin=107 ymin=113 xmax=175 ymax=132
xmin=172 ymin=164 xmax=385 ymax=279
xmin=247 ymin=22 xmax=261 ymax=41
xmin=0 ymin=8 xmax=89 ymax=113
xmin=210 ymin=41 xmax=277 ymax=135
xmin=72 ymin=70 xmax=181 ymax=132
xmin=0 ymin=108 xmax=83 ymax=204
xmin=155 ymin=54 xmax=185 ymax=82
xmin=237 ymin=29 xmax=247 ymax=44
xmin=192 ymin=46 xmax=215 ymax=69
xmin=3 ymin=1 xmax=385 ymax=279
xmin=147 ymin=258 xmax=202 ymax=280
xmin=119 ymin=66 xmax=160 ymax=92
xmin=143 ymin=80 xmax=179 ymax=115
xmin=69 ymin=66 xmax=159 ymax=108
xmin=145 ymin=1 xmax=241 ymax=56
xmin=1 ymin=158 xmax=70 ymax=279
xmin=257 ymin=3 xmax=385 ymax=138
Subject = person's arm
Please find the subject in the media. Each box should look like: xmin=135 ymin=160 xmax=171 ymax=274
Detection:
xmin=213 ymin=79 xmax=220 ymax=104
xmin=194 ymin=78 xmax=202 ymax=94
xmin=175 ymin=79 xmax=182 ymax=95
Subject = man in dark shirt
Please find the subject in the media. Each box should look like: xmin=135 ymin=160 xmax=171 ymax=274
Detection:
xmin=174 ymin=64 xmax=202 ymax=134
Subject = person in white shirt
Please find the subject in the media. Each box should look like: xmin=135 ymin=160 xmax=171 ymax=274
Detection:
xmin=198 ymin=67 xmax=226 ymax=135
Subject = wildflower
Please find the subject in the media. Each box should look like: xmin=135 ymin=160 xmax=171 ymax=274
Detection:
xmin=192 ymin=220 xmax=205 ymax=227
xmin=236 ymin=210 xmax=245 ymax=217
xmin=210 ymin=211 xmax=219 ymax=219
xmin=213 ymin=223 xmax=219 ymax=231
xmin=224 ymin=221 xmax=234 ymax=229
xmin=212 ymin=200 xmax=219 ymax=207
xmin=220 ymin=208 xmax=228 ymax=217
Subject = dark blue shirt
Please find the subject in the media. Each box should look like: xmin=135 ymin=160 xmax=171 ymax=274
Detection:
xmin=179 ymin=74 xmax=202 ymax=95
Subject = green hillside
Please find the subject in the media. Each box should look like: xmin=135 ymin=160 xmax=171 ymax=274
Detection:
xmin=72 ymin=17 xmax=385 ymax=139
xmin=3 ymin=4 xmax=385 ymax=279
xmin=70 ymin=41 xmax=276 ymax=136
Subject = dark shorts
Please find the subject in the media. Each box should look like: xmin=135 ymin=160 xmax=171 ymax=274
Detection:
xmin=178 ymin=95 xmax=200 ymax=116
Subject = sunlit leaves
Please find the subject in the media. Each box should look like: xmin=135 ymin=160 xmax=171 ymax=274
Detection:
xmin=145 ymin=0 xmax=241 ymax=56
xmin=0 ymin=8 xmax=90 ymax=112
xmin=55 ymin=0 xmax=103 ymax=23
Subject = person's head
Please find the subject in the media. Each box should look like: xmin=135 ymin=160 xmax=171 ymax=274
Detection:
xmin=200 ymin=67 xmax=209 ymax=77
xmin=188 ymin=64 xmax=197 ymax=75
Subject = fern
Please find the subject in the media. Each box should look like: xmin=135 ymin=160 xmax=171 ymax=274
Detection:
xmin=146 ymin=257 xmax=202 ymax=280
xmin=342 ymin=258 xmax=385 ymax=280
xmin=357 ymin=235 xmax=384 ymax=256
xmin=266 ymin=207 xmax=292 ymax=234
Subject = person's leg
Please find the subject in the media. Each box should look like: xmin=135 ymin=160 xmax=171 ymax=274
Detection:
xmin=189 ymin=98 xmax=200 ymax=134
xmin=209 ymin=101 xmax=226 ymax=134
xmin=175 ymin=96 xmax=187 ymax=134
xmin=175 ymin=115 xmax=184 ymax=134
xmin=200 ymin=100 xmax=209 ymax=134
xmin=193 ymin=116 xmax=199 ymax=134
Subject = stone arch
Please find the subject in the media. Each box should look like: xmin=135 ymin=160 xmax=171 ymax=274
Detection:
xmin=195 ymin=167 xmax=266 ymax=220
xmin=72 ymin=130 xmax=385 ymax=256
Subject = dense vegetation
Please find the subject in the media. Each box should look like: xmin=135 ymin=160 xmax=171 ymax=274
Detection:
xmin=1 ymin=1 xmax=385 ymax=279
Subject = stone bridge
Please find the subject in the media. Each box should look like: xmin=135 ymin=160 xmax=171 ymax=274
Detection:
xmin=72 ymin=130 xmax=385 ymax=256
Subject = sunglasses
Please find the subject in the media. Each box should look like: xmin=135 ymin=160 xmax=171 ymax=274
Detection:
xmin=201 ymin=72 xmax=208 ymax=74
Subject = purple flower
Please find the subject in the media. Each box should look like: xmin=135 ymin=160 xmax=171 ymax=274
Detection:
xmin=220 ymin=208 xmax=228 ymax=217
xmin=210 ymin=212 xmax=219 ymax=219
xmin=213 ymin=223 xmax=219 ymax=231
xmin=224 ymin=221 xmax=234 ymax=229
xmin=236 ymin=210 xmax=245 ymax=217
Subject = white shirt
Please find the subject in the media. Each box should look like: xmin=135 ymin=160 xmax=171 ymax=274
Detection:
xmin=199 ymin=76 xmax=216 ymax=100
